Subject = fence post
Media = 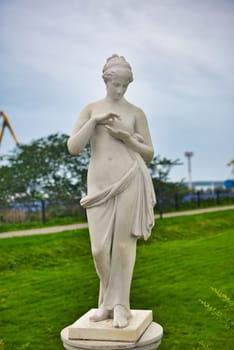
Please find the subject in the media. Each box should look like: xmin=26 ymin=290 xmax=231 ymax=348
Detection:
xmin=196 ymin=191 xmax=201 ymax=207
xmin=157 ymin=192 xmax=163 ymax=219
xmin=216 ymin=190 xmax=220 ymax=205
xmin=41 ymin=200 xmax=46 ymax=224
xmin=174 ymin=193 xmax=179 ymax=210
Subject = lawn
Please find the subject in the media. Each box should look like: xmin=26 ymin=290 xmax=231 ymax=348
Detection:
xmin=0 ymin=216 xmax=85 ymax=233
xmin=0 ymin=210 xmax=233 ymax=350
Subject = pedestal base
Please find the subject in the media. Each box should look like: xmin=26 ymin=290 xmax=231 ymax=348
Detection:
xmin=68 ymin=309 xmax=153 ymax=342
xmin=61 ymin=310 xmax=163 ymax=350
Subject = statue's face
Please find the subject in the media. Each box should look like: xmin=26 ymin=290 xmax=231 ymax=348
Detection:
xmin=106 ymin=75 xmax=129 ymax=101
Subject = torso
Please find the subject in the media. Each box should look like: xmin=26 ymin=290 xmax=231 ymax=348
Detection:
xmin=87 ymin=99 xmax=137 ymax=194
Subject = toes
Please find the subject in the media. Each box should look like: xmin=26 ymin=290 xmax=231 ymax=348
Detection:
xmin=89 ymin=309 xmax=109 ymax=322
xmin=113 ymin=305 xmax=129 ymax=328
xmin=113 ymin=318 xmax=128 ymax=328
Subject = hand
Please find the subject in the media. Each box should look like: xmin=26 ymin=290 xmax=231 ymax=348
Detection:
xmin=92 ymin=113 xmax=120 ymax=125
xmin=105 ymin=126 xmax=131 ymax=142
xmin=133 ymin=133 xmax=145 ymax=144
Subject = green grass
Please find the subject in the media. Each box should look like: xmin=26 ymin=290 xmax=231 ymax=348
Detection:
xmin=0 ymin=216 xmax=85 ymax=233
xmin=0 ymin=210 xmax=233 ymax=349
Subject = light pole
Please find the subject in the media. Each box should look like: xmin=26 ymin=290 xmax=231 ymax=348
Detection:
xmin=184 ymin=151 xmax=194 ymax=190
xmin=227 ymin=159 xmax=234 ymax=179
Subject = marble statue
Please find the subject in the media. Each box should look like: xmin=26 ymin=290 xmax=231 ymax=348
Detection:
xmin=67 ymin=54 xmax=156 ymax=329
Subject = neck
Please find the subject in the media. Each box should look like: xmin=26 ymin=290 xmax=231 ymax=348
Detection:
xmin=105 ymin=95 xmax=125 ymax=104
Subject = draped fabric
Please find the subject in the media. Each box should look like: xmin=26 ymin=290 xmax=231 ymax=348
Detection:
xmin=81 ymin=152 xmax=156 ymax=240
xmin=80 ymin=152 xmax=156 ymax=311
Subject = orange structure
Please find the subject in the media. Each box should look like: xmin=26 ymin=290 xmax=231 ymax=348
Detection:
xmin=0 ymin=111 xmax=19 ymax=147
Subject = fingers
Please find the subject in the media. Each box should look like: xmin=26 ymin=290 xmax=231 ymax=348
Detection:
xmin=105 ymin=113 xmax=120 ymax=124
xmin=107 ymin=113 xmax=120 ymax=119
xmin=95 ymin=113 xmax=120 ymax=125
xmin=105 ymin=126 xmax=130 ymax=141
xmin=105 ymin=126 xmax=116 ymax=136
xmin=105 ymin=126 xmax=118 ymax=134
xmin=105 ymin=125 xmax=112 ymax=131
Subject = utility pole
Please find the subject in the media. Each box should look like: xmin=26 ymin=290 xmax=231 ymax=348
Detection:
xmin=227 ymin=159 xmax=234 ymax=179
xmin=184 ymin=151 xmax=194 ymax=189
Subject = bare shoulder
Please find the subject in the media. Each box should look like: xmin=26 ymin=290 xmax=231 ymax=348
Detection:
xmin=86 ymin=99 xmax=105 ymax=110
xmin=79 ymin=99 xmax=104 ymax=120
xmin=126 ymin=101 xmax=147 ymax=120
xmin=80 ymin=100 xmax=97 ymax=114
xmin=135 ymin=106 xmax=147 ymax=121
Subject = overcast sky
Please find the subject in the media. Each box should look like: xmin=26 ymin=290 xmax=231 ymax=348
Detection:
xmin=1 ymin=0 xmax=233 ymax=183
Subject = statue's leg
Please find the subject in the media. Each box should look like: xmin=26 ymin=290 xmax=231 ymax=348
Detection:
xmin=86 ymin=198 xmax=117 ymax=321
xmin=102 ymin=179 xmax=138 ymax=327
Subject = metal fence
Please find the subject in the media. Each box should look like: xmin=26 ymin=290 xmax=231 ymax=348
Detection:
xmin=0 ymin=199 xmax=86 ymax=225
xmin=0 ymin=191 xmax=233 ymax=225
xmin=155 ymin=190 xmax=234 ymax=216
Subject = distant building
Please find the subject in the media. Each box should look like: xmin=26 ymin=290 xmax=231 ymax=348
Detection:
xmin=188 ymin=181 xmax=225 ymax=192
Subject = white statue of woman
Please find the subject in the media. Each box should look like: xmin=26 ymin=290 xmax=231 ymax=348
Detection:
xmin=67 ymin=54 xmax=156 ymax=329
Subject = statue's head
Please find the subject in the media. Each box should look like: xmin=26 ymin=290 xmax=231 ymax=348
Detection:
xmin=102 ymin=54 xmax=133 ymax=85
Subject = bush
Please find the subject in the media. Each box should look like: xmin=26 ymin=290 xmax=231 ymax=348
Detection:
xmin=3 ymin=209 xmax=26 ymax=223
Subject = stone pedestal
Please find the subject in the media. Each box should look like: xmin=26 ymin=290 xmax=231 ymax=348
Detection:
xmin=61 ymin=309 xmax=163 ymax=350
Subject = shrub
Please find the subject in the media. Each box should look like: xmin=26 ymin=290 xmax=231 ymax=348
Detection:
xmin=3 ymin=209 xmax=26 ymax=223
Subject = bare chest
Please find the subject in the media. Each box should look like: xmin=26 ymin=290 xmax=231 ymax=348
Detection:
xmin=91 ymin=103 xmax=136 ymax=134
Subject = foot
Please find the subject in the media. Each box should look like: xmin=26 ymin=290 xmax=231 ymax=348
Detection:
xmin=113 ymin=305 xmax=131 ymax=328
xmin=89 ymin=308 xmax=110 ymax=322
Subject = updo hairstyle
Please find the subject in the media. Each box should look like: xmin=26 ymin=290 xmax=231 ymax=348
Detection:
xmin=102 ymin=54 xmax=133 ymax=84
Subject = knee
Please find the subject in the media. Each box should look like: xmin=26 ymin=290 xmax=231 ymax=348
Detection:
xmin=92 ymin=247 xmax=106 ymax=263
xmin=116 ymin=243 xmax=131 ymax=260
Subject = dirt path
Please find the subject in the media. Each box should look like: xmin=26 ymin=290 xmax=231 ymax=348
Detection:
xmin=0 ymin=205 xmax=233 ymax=239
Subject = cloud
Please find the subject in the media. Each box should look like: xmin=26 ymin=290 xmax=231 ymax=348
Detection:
xmin=1 ymin=0 xmax=233 ymax=181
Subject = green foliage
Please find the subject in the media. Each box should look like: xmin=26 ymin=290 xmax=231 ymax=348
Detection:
xmin=199 ymin=288 xmax=234 ymax=330
xmin=0 ymin=134 xmax=183 ymax=203
xmin=194 ymin=288 xmax=234 ymax=349
xmin=148 ymin=155 xmax=186 ymax=207
xmin=148 ymin=155 xmax=183 ymax=182
xmin=0 ymin=211 xmax=233 ymax=349
xmin=211 ymin=287 xmax=234 ymax=310
xmin=0 ymin=133 xmax=90 ymax=201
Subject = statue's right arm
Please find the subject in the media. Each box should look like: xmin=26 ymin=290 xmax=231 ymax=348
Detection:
xmin=67 ymin=104 xmax=95 ymax=155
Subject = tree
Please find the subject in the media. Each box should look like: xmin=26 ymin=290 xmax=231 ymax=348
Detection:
xmin=0 ymin=133 xmax=185 ymax=205
xmin=147 ymin=155 xmax=187 ymax=213
xmin=0 ymin=133 xmax=90 ymax=202
xmin=147 ymin=155 xmax=183 ymax=182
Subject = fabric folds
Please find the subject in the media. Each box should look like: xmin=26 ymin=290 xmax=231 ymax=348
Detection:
xmin=80 ymin=152 xmax=156 ymax=240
